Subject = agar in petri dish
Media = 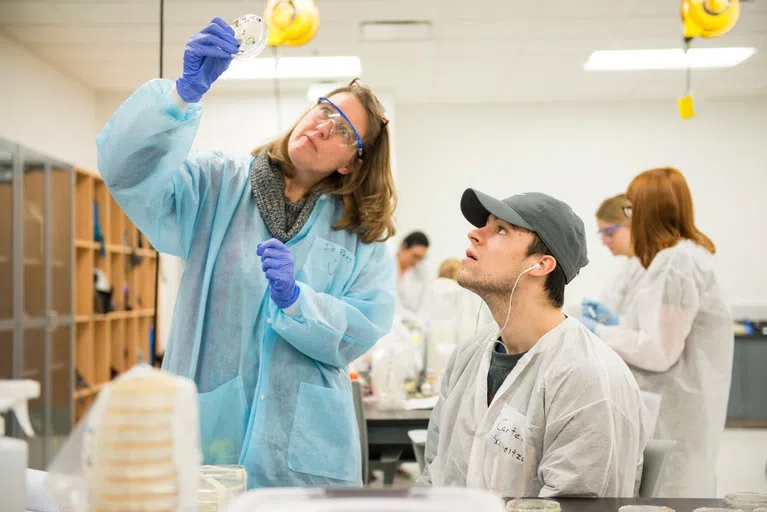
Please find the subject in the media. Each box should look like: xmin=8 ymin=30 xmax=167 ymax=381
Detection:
xmin=230 ymin=14 xmax=269 ymax=60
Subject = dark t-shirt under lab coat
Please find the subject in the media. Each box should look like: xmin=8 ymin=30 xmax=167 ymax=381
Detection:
xmin=487 ymin=340 xmax=527 ymax=406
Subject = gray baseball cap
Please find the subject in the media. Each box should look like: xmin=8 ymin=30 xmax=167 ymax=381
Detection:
xmin=460 ymin=189 xmax=589 ymax=284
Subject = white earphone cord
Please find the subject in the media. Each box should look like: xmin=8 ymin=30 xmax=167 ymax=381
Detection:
xmin=473 ymin=264 xmax=540 ymax=343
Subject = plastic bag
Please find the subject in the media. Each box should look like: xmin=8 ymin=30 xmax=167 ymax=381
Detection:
xmin=46 ymin=364 xmax=201 ymax=512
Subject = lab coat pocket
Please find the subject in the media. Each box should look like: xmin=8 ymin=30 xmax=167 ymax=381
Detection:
xmin=298 ymin=237 xmax=355 ymax=295
xmin=485 ymin=404 xmax=530 ymax=493
xmin=288 ymin=382 xmax=361 ymax=483
xmin=198 ymin=376 xmax=248 ymax=465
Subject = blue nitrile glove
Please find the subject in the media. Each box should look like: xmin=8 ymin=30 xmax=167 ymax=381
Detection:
xmin=175 ymin=17 xmax=240 ymax=103
xmin=257 ymin=239 xmax=300 ymax=309
xmin=581 ymin=299 xmax=619 ymax=326
xmin=580 ymin=316 xmax=599 ymax=333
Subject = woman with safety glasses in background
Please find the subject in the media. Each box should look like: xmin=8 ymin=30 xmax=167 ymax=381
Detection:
xmin=580 ymin=168 xmax=733 ymax=498
xmin=582 ymin=193 xmax=644 ymax=322
xmin=96 ymin=18 xmax=396 ymax=489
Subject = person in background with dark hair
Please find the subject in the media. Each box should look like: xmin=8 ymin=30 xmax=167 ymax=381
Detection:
xmin=418 ymin=189 xmax=649 ymax=497
xmin=396 ymin=231 xmax=431 ymax=327
xmin=581 ymin=167 xmax=733 ymax=498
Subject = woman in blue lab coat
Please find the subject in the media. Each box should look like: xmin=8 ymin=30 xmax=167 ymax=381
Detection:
xmin=96 ymin=17 xmax=396 ymax=488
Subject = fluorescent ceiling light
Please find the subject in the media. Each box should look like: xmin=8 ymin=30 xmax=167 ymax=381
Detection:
xmin=221 ymin=56 xmax=361 ymax=80
xmin=584 ymin=47 xmax=756 ymax=71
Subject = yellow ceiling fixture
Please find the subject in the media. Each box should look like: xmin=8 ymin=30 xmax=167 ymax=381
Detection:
xmin=678 ymin=0 xmax=741 ymax=119
xmin=682 ymin=0 xmax=740 ymax=39
xmin=264 ymin=0 xmax=320 ymax=47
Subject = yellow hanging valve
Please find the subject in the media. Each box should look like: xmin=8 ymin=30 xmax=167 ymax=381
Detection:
xmin=682 ymin=0 xmax=740 ymax=39
xmin=264 ymin=0 xmax=320 ymax=47
xmin=678 ymin=0 xmax=741 ymax=119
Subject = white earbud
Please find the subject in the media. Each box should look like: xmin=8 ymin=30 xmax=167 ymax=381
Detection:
xmin=524 ymin=263 xmax=542 ymax=273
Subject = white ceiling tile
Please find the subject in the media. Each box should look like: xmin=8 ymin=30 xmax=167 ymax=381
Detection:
xmin=742 ymin=1 xmax=767 ymax=14
xmin=442 ymin=0 xmax=541 ymax=21
xmin=0 ymin=2 xmax=159 ymax=24
xmin=439 ymin=41 xmax=523 ymax=59
xmin=630 ymin=0 xmax=679 ymax=18
xmin=438 ymin=20 xmax=534 ymax=42
xmin=520 ymin=39 xmax=608 ymax=56
xmin=522 ymin=19 xmax=621 ymax=40
xmin=538 ymin=0 xmax=637 ymax=20
xmin=729 ymin=11 xmax=767 ymax=35
xmin=618 ymin=16 xmax=685 ymax=39
xmin=1 ymin=0 xmax=764 ymax=102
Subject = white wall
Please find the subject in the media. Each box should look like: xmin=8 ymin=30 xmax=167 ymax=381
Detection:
xmin=0 ymin=33 xmax=98 ymax=170
xmin=395 ymin=99 xmax=767 ymax=314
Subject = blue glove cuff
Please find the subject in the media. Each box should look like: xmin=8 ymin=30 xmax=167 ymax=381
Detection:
xmin=175 ymin=77 xmax=204 ymax=104
xmin=275 ymin=284 xmax=300 ymax=310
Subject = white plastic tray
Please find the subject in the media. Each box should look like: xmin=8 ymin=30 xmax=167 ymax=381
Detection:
xmin=225 ymin=487 xmax=506 ymax=512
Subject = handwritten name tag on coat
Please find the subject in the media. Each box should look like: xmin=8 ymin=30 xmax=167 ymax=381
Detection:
xmin=323 ymin=242 xmax=354 ymax=263
xmin=487 ymin=404 xmax=528 ymax=463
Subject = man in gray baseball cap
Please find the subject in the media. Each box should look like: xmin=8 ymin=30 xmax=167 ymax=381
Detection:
xmin=417 ymin=189 xmax=649 ymax=498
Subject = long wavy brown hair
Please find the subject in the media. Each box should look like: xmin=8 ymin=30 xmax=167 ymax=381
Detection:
xmin=627 ymin=167 xmax=715 ymax=268
xmin=252 ymin=79 xmax=396 ymax=243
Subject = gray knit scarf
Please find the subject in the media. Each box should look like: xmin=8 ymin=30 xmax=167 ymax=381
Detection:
xmin=250 ymin=153 xmax=320 ymax=243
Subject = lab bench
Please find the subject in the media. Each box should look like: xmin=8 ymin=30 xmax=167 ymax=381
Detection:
xmin=527 ymin=498 xmax=723 ymax=512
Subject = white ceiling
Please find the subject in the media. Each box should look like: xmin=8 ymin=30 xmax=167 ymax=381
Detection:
xmin=2 ymin=0 xmax=766 ymax=103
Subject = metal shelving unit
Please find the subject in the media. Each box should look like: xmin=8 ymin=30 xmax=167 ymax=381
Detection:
xmin=0 ymin=138 xmax=157 ymax=469
xmin=0 ymin=137 xmax=75 ymax=470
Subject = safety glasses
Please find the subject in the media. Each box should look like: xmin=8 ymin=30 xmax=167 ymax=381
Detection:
xmin=597 ymin=223 xmax=624 ymax=239
xmin=310 ymin=97 xmax=364 ymax=158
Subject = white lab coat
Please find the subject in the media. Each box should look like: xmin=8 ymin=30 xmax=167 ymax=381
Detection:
xmin=600 ymin=257 xmax=645 ymax=319
xmin=596 ymin=240 xmax=734 ymax=498
xmin=418 ymin=317 xmax=650 ymax=498
xmin=397 ymin=263 xmax=432 ymax=327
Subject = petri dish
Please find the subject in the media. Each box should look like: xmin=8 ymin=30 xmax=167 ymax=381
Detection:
xmin=199 ymin=465 xmax=248 ymax=512
xmin=230 ymin=14 xmax=269 ymax=60
xmin=725 ymin=493 xmax=767 ymax=511
xmin=619 ymin=507 xmax=675 ymax=512
xmin=507 ymin=499 xmax=561 ymax=512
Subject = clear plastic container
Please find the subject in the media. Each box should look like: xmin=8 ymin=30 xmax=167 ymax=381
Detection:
xmin=198 ymin=465 xmax=248 ymax=512
xmin=619 ymin=507 xmax=675 ymax=512
xmin=227 ymin=487 xmax=506 ymax=512
xmin=506 ymin=498 xmax=561 ymax=512
xmin=725 ymin=493 xmax=767 ymax=511
xmin=230 ymin=14 xmax=269 ymax=60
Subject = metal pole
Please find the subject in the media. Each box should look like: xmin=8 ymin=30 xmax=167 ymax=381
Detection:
xmin=152 ymin=0 xmax=165 ymax=366
xmin=43 ymin=160 xmax=52 ymax=463
xmin=11 ymin=143 xmax=22 ymax=438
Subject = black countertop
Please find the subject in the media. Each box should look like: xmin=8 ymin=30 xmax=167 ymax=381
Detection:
xmin=509 ymin=498 xmax=725 ymax=512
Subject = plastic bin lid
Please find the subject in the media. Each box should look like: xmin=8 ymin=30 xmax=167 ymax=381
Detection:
xmin=225 ymin=487 xmax=506 ymax=512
